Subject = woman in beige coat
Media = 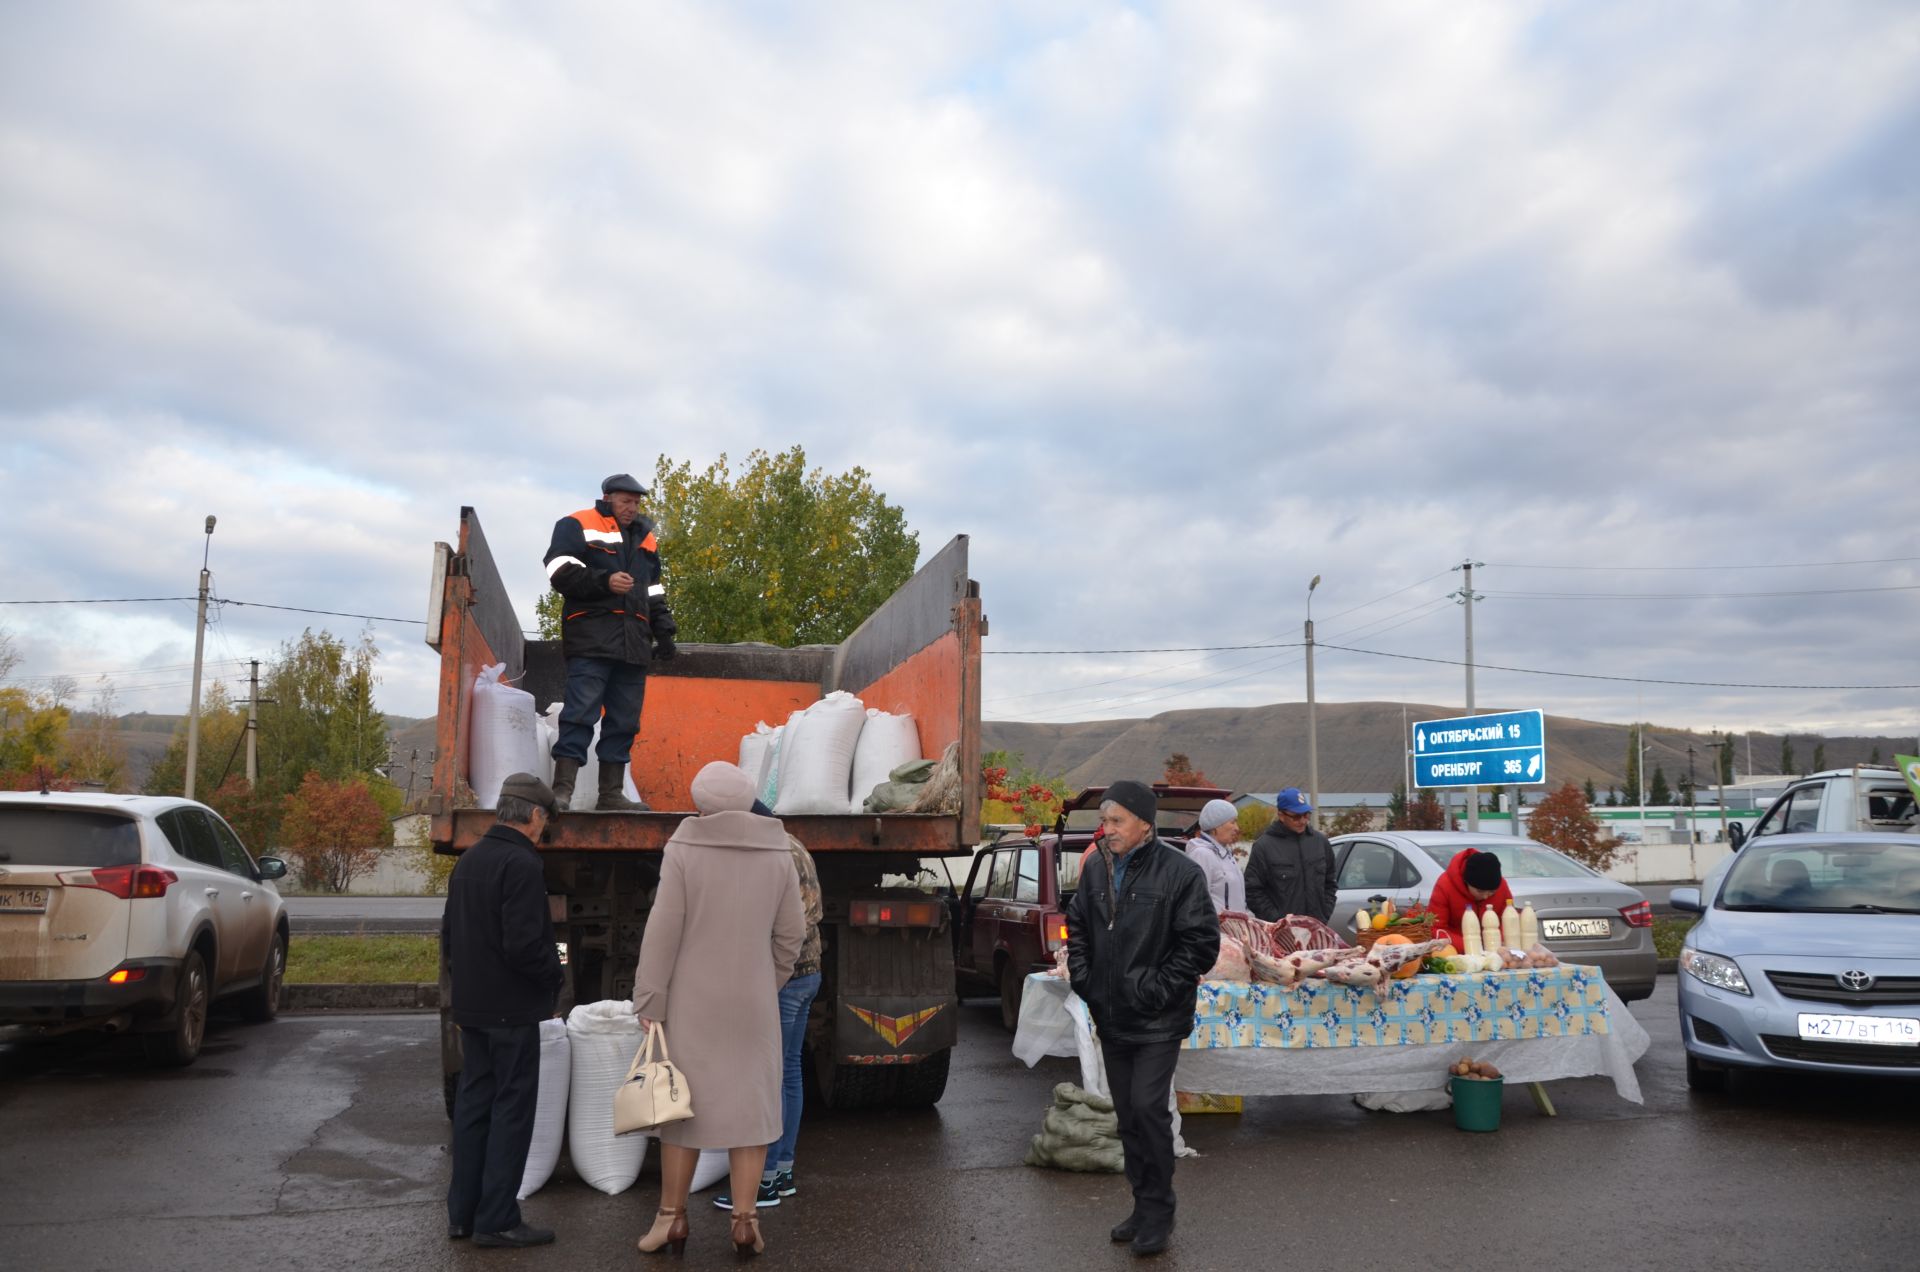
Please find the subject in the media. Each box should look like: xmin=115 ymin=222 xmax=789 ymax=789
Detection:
xmin=633 ymin=762 xmax=805 ymax=1258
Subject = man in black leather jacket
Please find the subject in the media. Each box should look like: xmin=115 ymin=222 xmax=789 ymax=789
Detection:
xmin=1064 ymin=780 xmax=1220 ymax=1258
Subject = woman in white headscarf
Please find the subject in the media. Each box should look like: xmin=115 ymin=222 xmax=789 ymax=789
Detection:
xmin=632 ymin=762 xmax=805 ymax=1259
xmin=1186 ymin=799 xmax=1247 ymax=913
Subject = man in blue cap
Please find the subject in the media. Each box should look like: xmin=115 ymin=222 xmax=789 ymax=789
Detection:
xmin=1244 ymin=787 xmax=1337 ymax=923
xmin=542 ymin=473 xmax=678 ymax=812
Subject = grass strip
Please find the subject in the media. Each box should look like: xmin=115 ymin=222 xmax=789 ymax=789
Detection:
xmin=1652 ymin=915 xmax=1696 ymax=961
xmin=287 ymin=934 xmax=439 ymax=985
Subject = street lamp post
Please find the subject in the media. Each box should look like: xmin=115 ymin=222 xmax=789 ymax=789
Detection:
xmin=1305 ymin=574 xmax=1321 ymax=832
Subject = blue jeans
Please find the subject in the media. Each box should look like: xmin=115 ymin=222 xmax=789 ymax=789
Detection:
xmin=552 ymin=657 xmax=648 ymax=764
xmin=768 ymin=972 xmax=821 ymax=1171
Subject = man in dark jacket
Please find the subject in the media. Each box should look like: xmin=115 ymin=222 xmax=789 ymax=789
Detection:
xmin=1245 ymin=787 xmax=1338 ymax=923
xmin=443 ymin=773 xmax=565 ymax=1249
xmin=542 ymin=472 xmax=678 ymax=812
xmin=1064 ymin=780 xmax=1219 ymax=1259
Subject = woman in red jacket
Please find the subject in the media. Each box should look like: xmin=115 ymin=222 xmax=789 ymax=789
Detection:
xmin=1427 ymin=849 xmax=1513 ymax=948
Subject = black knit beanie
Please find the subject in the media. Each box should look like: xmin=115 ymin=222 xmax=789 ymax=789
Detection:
xmin=1463 ymin=851 xmax=1503 ymax=890
xmin=1102 ymin=779 xmax=1158 ymax=830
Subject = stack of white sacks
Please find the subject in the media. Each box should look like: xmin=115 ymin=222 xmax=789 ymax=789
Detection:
xmin=738 ymin=695 xmax=920 ymax=815
xmin=500 ymin=1000 xmax=729 ymax=1200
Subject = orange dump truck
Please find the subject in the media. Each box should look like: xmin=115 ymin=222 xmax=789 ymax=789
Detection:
xmin=426 ymin=508 xmax=984 ymax=1110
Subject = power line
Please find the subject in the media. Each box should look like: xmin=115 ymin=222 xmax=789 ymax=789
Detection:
xmin=213 ymin=598 xmax=427 ymax=625
xmin=1485 ymin=584 xmax=1920 ymax=601
xmin=1487 ymin=556 xmax=1920 ymax=571
xmin=1317 ymin=642 xmax=1920 ymax=690
xmin=0 ymin=597 xmax=197 ymax=605
xmin=992 ymin=594 xmax=1457 ymax=721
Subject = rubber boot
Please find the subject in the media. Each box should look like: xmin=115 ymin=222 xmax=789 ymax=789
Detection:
xmin=597 ymin=762 xmax=648 ymax=812
xmin=551 ymin=758 xmax=581 ymax=812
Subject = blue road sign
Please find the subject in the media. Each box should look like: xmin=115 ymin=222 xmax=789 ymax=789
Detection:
xmin=1412 ymin=709 xmax=1547 ymax=788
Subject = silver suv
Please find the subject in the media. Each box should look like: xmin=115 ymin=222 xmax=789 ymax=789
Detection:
xmin=0 ymin=792 xmax=290 ymax=1066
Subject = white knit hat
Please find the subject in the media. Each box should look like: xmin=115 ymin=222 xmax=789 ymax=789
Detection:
xmin=1198 ymin=799 xmax=1238 ymax=831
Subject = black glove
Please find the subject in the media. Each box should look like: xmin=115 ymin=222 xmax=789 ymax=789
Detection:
xmin=653 ymin=636 xmax=677 ymax=661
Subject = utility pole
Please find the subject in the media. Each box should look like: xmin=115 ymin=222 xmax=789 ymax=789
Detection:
xmin=245 ymin=659 xmax=261 ymax=787
xmin=1451 ymin=560 xmax=1484 ymax=831
xmin=1401 ymin=703 xmax=1411 ymax=799
xmin=1305 ymin=574 xmax=1321 ymax=832
xmin=184 ymin=515 xmax=216 ymax=801
xmin=1714 ymin=735 xmax=1728 ymax=845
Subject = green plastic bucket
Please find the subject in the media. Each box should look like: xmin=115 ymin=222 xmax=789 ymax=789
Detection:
xmin=1450 ymin=1075 xmax=1504 ymax=1132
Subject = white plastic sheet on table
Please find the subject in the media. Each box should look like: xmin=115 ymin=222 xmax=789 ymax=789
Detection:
xmin=1015 ymin=976 xmax=1196 ymax=1159
xmin=1013 ymin=973 xmax=1652 ymax=1105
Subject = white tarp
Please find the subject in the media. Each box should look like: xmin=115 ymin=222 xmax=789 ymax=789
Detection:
xmin=1013 ymin=973 xmax=1651 ymax=1105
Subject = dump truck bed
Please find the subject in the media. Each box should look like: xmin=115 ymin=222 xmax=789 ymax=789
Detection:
xmin=425 ymin=508 xmax=983 ymax=855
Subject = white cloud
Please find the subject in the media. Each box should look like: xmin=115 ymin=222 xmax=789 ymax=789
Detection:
xmin=1 ymin=1 xmax=1916 ymax=740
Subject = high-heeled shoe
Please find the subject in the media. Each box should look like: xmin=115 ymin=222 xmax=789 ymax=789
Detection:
xmin=729 ymin=1209 xmax=764 ymax=1258
xmin=636 ymin=1206 xmax=688 ymax=1256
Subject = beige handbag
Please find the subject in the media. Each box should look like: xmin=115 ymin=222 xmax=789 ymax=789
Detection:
xmin=612 ymin=1022 xmax=694 ymax=1135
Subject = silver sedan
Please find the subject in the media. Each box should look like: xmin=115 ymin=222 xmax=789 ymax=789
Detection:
xmin=1329 ymin=830 xmax=1658 ymax=1001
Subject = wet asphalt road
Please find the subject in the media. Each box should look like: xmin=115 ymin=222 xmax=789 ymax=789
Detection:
xmin=3 ymin=982 xmax=1917 ymax=1272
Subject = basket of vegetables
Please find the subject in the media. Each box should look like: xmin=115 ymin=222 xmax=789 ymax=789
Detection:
xmin=1352 ymin=901 xmax=1436 ymax=949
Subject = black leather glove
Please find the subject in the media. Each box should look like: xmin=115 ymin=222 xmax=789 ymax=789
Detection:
xmin=653 ymin=636 xmax=677 ymax=661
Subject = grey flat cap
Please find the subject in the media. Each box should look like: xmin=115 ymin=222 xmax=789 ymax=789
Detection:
xmin=499 ymin=772 xmax=557 ymax=813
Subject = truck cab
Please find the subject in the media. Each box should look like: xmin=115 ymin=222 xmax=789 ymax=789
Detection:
xmin=1736 ymin=766 xmax=1918 ymax=847
xmin=953 ymin=785 xmax=1229 ymax=1030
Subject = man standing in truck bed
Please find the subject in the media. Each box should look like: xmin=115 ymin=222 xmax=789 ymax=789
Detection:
xmin=543 ymin=473 xmax=678 ymax=812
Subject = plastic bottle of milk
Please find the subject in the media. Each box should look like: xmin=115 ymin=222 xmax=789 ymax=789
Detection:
xmin=1481 ymin=908 xmax=1502 ymax=958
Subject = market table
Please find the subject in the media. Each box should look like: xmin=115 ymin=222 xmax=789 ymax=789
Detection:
xmin=1013 ymin=964 xmax=1651 ymax=1108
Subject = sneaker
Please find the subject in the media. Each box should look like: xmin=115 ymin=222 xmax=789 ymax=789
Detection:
xmin=773 ymin=1170 xmax=797 ymax=1198
xmin=713 ymin=1179 xmax=781 ymax=1210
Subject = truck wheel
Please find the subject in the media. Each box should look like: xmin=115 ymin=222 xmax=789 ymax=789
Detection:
xmin=143 ymin=950 xmax=209 ymax=1069
xmin=810 ymin=1045 xmax=894 ymax=1110
xmin=238 ymin=931 xmax=286 ymax=1023
xmin=888 ymin=1050 xmax=951 ymax=1107
xmin=999 ymin=964 xmax=1025 ymax=1032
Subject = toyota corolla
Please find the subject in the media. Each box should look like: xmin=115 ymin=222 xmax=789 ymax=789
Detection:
xmin=1671 ymin=831 xmax=1920 ymax=1090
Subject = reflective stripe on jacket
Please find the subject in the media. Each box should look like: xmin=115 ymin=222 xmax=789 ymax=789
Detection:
xmin=543 ymin=501 xmax=677 ymax=664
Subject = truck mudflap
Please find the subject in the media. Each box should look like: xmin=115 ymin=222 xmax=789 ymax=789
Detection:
xmin=834 ymin=993 xmax=959 ymax=1063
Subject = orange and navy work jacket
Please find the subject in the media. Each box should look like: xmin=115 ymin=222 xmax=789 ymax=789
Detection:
xmin=543 ymin=501 xmax=676 ymax=665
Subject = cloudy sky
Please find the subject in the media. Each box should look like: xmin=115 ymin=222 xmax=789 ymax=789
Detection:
xmin=2 ymin=1 xmax=1916 ymax=742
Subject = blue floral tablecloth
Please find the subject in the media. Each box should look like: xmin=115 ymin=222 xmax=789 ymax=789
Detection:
xmin=1188 ymin=965 xmax=1613 ymax=1051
